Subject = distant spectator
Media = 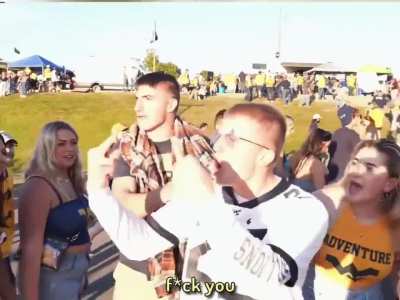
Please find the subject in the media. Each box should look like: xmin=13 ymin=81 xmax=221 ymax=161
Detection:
xmin=265 ymin=72 xmax=275 ymax=101
xmin=289 ymin=74 xmax=297 ymax=98
xmin=37 ymin=73 xmax=45 ymax=93
xmin=337 ymin=101 xmax=355 ymax=127
xmin=367 ymin=100 xmax=385 ymax=139
xmin=178 ymin=69 xmax=190 ymax=93
xmin=255 ymin=71 xmax=266 ymax=98
xmin=29 ymin=72 xmax=38 ymax=93
xmin=301 ymin=75 xmax=314 ymax=106
xmin=190 ymin=88 xmax=199 ymax=100
xmin=373 ymin=90 xmax=389 ymax=108
xmin=277 ymin=75 xmax=291 ymax=105
xmin=296 ymin=73 xmax=304 ymax=95
xmin=365 ymin=115 xmax=379 ymax=140
xmin=0 ymin=72 xmax=6 ymax=97
xmin=209 ymin=80 xmax=217 ymax=96
xmin=43 ymin=65 xmax=52 ymax=92
xmin=51 ymin=69 xmax=59 ymax=93
xmin=346 ymin=73 xmax=357 ymax=96
xmin=218 ymin=82 xmax=226 ymax=94
xmin=5 ymin=72 xmax=11 ymax=96
xmin=198 ymin=85 xmax=207 ymax=100
xmin=9 ymin=72 xmax=17 ymax=95
xmin=18 ymin=71 xmax=28 ymax=98
xmin=244 ymin=74 xmax=254 ymax=101
xmin=24 ymin=67 xmax=31 ymax=93
xmin=327 ymin=111 xmax=361 ymax=183
xmin=309 ymin=113 xmax=321 ymax=133
xmin=389 ymin=104 xmax=400 ymax=145
xmin=330 ymin=79 xmax=340 ymax=102
xmin=238 ymin=71 xmax=246 ymax=93
xmin=348 ymin=108 xmax=368 ymax=139
xmin=390 ymin=78 xmax=399 ymax=102
xmin=288 ymin=128 xmax=332 ymax=192
xmin=317 ymin=74 xmax=327 ymax=100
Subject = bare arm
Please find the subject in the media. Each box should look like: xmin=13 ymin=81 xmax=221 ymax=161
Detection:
xmin=88 ymin=222 xmax=103 ymax=241
xmin=311 ymin=159 xmax=326 ymax=190
xmin=111 ymin=176 xmax=171 ymax=218
xmin=18 ymin=179 xmax=53 ymax=300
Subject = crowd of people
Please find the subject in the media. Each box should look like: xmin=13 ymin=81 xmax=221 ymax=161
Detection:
xmin=1 ymin=71 xmax=400 ymax=300
xmin=0 ymin=65 xmax=73 ymax=99
xmin=177 ymin=70 xmax=399 ymax=109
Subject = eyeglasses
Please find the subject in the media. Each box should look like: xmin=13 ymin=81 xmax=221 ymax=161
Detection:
xmin=218 ymin=130 xmax=271 ymax=151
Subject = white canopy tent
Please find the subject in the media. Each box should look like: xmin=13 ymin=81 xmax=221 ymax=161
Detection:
xmin=305 ymin=62 xmax=356 ymax=74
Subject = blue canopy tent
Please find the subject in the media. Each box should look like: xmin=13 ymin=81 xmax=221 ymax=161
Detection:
xmin=8 ymin=55 xmax=63 ymax=74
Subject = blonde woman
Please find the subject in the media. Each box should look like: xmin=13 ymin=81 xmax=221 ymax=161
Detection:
xmin=19 ymin=121 xmax=91 ymax=300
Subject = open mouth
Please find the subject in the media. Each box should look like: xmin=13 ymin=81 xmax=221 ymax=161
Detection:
xmin=348 ymin=180 xmax=363 ymax=196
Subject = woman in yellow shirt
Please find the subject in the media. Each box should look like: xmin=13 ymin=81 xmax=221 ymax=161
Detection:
xmin=305 ymin=139 xmax=400 ymax=299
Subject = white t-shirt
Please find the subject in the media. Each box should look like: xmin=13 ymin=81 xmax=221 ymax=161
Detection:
xmin=89 ymin=180 xmax=328 ymax=300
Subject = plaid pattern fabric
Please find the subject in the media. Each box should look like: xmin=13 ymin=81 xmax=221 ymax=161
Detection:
xmin=118 ymin=117 xmax=213 ymax=299
xmin=0 ymin=170 xmax=14 ymax=259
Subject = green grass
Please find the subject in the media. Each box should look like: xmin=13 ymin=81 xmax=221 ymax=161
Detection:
xmin=0 ymin=92 xmax=357 ymax=176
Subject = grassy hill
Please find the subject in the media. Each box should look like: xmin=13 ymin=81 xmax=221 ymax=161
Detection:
xmin=2 ymin=91 xmax=376 ymax=177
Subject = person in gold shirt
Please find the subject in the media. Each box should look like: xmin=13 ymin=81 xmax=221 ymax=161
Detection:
xmin=367 ymin=100 xmax=385 ymax=140
xmin=296 ymin=73 xmax=304 ymax=95
xmin=317 ymin=74 xmax=327 ymax=100
xmin=0 ymin=131 xmax=17 ymax=300
xmin=255 ymin=71 xmax=266 ymax=98
xmin=265 ymin=72 xmax=275 ymax=101
xmin=177 ymin=69 xmax=190 ymax=92
xmin=347 ymin=74 xmax=357 ymax=96
xmin=304 ymin=139 xmax=400 ymax=300
xmin=43 ymin=65 xmax=52 ymax=92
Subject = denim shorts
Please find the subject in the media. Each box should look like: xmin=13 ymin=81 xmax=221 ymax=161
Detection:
xmin=39 ymin=252 xmax=89 ymax=300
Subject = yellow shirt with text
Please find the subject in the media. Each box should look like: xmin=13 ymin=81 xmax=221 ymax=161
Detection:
xmin=314 ymin=204 xmax=394 ymax=290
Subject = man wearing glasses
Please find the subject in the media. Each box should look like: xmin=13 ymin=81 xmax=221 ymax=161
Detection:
xmin=88 ymin=103 xmax=329 ymax=299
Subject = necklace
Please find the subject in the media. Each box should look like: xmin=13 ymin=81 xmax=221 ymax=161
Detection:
xmin=55 ymin=176 xmax=70 ymax=185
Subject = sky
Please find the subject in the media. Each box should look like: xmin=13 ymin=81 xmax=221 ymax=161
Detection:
xmin=1 ymin=2 xmax=400 ymax=78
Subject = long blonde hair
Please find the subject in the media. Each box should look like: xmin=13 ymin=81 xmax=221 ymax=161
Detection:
xmin=25 ymin=121 xmax=86 ymax=195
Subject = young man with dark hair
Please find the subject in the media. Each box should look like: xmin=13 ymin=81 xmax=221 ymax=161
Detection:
xmin=110 ymin=71 xmax=212 ymax=300
xmin=89 ymin=103 xmax=328 ymax=300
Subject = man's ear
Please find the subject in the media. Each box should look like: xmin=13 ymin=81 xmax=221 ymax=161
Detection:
xmin=257 ymin=149 xmax=276 ymax=167
xmin=167 ymin=98 xmax=178 ymax=113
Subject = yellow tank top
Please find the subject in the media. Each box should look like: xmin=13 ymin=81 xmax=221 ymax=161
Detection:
xmin=0 ymin=171 xmax=15 ymax=259
xmin=314 ymin=204 xmax=394 ymax=290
